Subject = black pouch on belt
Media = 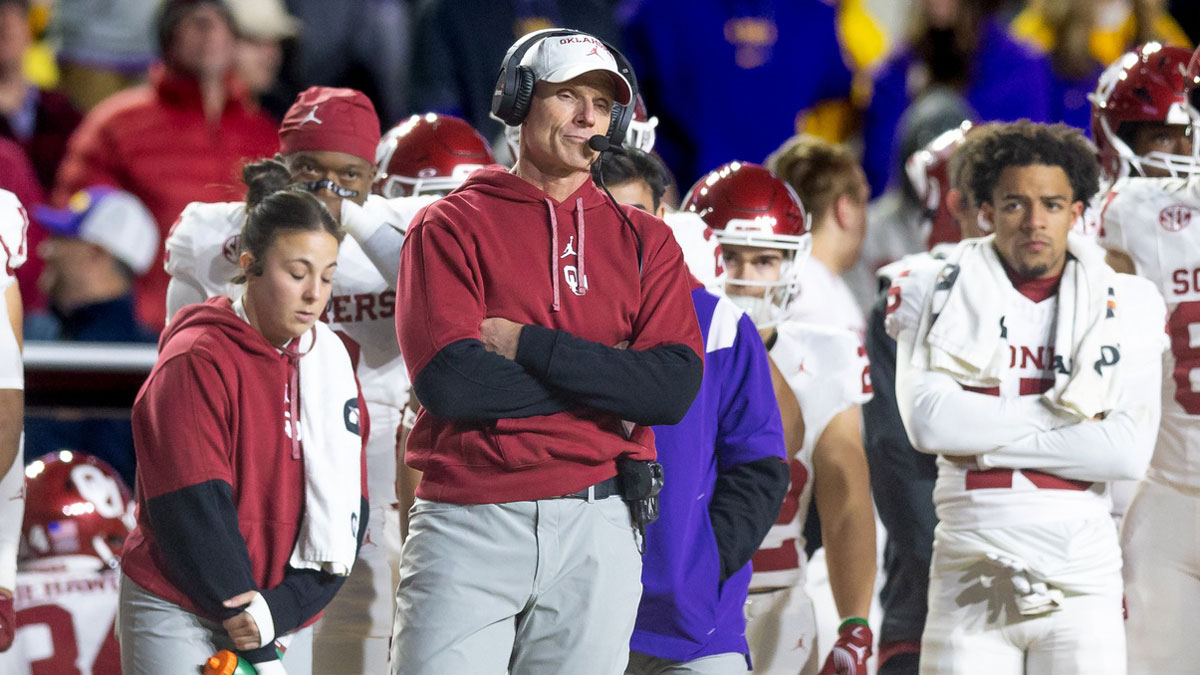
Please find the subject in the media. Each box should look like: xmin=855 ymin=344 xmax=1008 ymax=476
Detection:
xmin=617 ymin=458 xmax=664 ymax=535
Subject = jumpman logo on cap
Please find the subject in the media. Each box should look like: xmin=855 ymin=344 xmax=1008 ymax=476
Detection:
xmin=586 ymin=46 xmax=602 ymax=58
xmin=300 ymin=106 xmax=323 ymax=126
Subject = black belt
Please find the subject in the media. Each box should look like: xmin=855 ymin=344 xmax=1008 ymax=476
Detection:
xmin=558 ymin=475 xmax=622 ymax=500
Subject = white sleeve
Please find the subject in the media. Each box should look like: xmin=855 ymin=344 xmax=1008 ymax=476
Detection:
xmin=0 ymin=285 xmax=20 ymax=391
xmin=1097 ymin=182 xmax=1128 ymax=254
xmin=976 ymin=283 xmax=1167 ymax=481
xmin=164 ymin=275 xmax=207 ymax=323
xmin=0 ymin=434 xmax=22 ymax=591
xmin=894 ymin=324 xmax=1066 ymax=455
xmin=340 ymin=196 xmax=428 ymax=285
xmin=0 ymin=190 xmax=29 ymax=290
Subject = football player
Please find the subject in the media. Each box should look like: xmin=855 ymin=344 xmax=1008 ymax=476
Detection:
xmin=0 ymin=451 xmax=132 ymax=675
xmin=684 ymin=162 xmax=876 ymax=675
xmin=0 ymin=188 xmax=28 ymax=656
xmin=890 ymin=120 xmax=1165 ymax=674
xmin=163 ymin=88 xmax=495 ymax=674
xmin=1097 ymin=45 xmax=1200 ymax=675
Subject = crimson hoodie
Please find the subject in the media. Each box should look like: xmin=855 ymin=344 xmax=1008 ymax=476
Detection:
xmin=122 ymin=297 xmax=368 ymax=661
xmin=397 ymin=168 xmax=704 ymax=504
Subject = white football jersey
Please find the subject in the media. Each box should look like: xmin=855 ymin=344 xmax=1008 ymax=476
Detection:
xmin=789 ymin=258 xmax=866 ymax=338
xmin=889 ymin=256 xmax=1164 ymax=531
xmin=663 ymin=210 xmax=722 ymax=286
xmin=0 ymin=557 xmax=120 ymax=675
xmin=750 ymin=322 xmax=872 ymax=590
xmin=0 ymin=188 xmax=29 ymax=289
xmin=1101 ymin=176 xmax=1200 ymax=492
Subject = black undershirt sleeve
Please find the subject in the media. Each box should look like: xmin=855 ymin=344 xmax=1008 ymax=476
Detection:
xmin=411 ymin=339 xmax=575 ymax=420
xmin=707 ymin=456 xmax=791 ymax=581
xmin=259 ymin=496 xmax=370 ymax=636
xmin=514 ymin=325 xmax=703 ymax=426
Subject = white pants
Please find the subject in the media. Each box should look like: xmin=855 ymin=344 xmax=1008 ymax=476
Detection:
xmin=391 ymin=496 xmax=643 ymax=675
xmin=626 ymin=651 xmax=748 ymax=674
xmin=1121 ymin=478 xmax=1200 ymax=674
xmin=743 ymin=585 xmax=818 ymax=675
xmin=117 ymin=574 xmax=313 ymax=675
xmin=312 ymin=404 xmax=405 ymax=674
xmin=920 ymin=522 xmax=1125 ymax=675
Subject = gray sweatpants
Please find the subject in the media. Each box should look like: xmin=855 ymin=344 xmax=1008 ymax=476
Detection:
xmin=391 ymin=496 xmax=643 ymax=675
xmin=117 ymin=574 xmax=313 ymax=674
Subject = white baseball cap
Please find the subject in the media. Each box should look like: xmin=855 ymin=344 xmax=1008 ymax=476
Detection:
xmin=522 ymin=32 xmax=633 ymax=105
xmin=35 ymin=187 xmax=160 ymax=275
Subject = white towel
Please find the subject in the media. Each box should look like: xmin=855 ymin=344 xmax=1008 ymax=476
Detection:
xmin=290 ymin=322 xmax=364 ymax=576
xmin=914 ymin=234 xmax=1121 ymax=419
xmin=232 ymin=298 xmax=363 ymax=576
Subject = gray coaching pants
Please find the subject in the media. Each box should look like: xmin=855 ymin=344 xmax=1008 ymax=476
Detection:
xmin=117 ymin=574 xmax=313 ymax=675
xmin=391 ymin=495 xmax=643 ymax=675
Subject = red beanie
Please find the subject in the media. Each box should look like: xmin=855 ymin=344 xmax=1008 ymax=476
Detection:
xmin=278 ymin=87 xmax=381 ymax=164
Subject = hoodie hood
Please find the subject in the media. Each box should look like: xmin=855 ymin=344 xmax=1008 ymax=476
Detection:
xmin=454 ymin=167 xmax=612 ymax=210
xmin=161 ymin=296 xmax=281 ymax=358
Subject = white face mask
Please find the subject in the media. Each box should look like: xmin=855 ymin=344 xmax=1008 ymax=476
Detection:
xmin=726 ymin=292 xmax=787 ymax=328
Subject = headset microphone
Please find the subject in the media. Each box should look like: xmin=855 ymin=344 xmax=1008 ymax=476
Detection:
xmin=588 ymin=135 xmax=627 ymax=154
xmin=589 ymin=135 xmax=643 ymax=275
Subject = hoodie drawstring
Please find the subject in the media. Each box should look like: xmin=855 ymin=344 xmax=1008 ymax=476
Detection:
xmin=281 ymin=332 xmax=313 ymax=460
xmin=575 ymin=198 xmax=588 ymax=296
xmin=546 ymin=198 xmax=560 ymax=312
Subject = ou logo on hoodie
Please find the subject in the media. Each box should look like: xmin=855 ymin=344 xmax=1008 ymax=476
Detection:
xmin=561 ymin=235 xmax=588 ymax=296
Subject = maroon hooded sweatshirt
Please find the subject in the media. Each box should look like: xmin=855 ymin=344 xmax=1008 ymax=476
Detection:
xmin=122 ymin=297 xmax=368 ymax=659
xmin=397 ymin=168 xmax=704 ymax=504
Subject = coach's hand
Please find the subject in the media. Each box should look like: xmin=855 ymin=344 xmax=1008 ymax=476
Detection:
xmin=0 ymin=589 xmax=14 ymax=651
xmin=480 ymin=317 xmax=524 ymax=360
xmin=818 ymin=619 xmax=872 ymax=675
xmin=223 ymin=590 xmax=268 ymax=650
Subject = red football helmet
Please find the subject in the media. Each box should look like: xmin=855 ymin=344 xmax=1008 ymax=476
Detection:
xmin=905 ymin=121 xmax=973 ymax=248
xmin=374 ymin=113 xmax=496 ymax=198
xmin=627 ymin=94 xmax=659 ymax=154
xmin=1090 ymin=43 xmax=1200 ymax=183
xmin=682 ymin=161 xmax=809 ymax=326
xmin=21 ymin=451 xmax=134 ymax=569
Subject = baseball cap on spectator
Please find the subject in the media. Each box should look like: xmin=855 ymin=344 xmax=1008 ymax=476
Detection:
xmin=278 ymin=87 xmax=381 ymax=165
xmin=225 ymin=0 xmax=300 ymax=41
xmin=522 ymin=32 xmax=633 ymax=106
xmin=156 ymin=0 xmax=236 ymax=54
xmin=34 ymin=187 xmax=160 ymax=276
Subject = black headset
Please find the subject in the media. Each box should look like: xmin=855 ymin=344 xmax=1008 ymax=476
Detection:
xmin=491 ymin=28 xmax=639 ymax=147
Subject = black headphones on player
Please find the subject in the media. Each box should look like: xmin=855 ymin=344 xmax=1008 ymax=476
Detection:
xmin=491 ymin=28 xmax=639 ymax=147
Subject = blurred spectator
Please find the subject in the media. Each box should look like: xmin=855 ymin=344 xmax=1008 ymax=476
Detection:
xmin=0 ymin=136 xmax=48 ymax=318
xmin=408 ymin=0 xmax=617 ymax=143
xmin=849 ymin=88 xmax=972 ymax=311
xmin=22 ymin=187 xmax=159 ymax=489
xmin=227 ymin=0 xmax=299 ymax=116
xmin=53 ymin=0 xmax=278 ymax=331
xmin=861 ymin=0 xmax=1052 ymax=196
xmin=1172 ymin=0 xmax=1200 ymax=43
xmin=767 ymin=135 xmax=871 ymax=336
xmin=50 ymin=0 xmax=160 ymax=111
xmin=0 ymin=0 xmax=81 ymax=192
xmin=277 ymin=0 xmax=411 ymax=125
xmin=1011 ymin=0 xmax=1190 ymax=133
xmin=0 ymin=135 xmax=41 ymax=210
xmin=620 ymin=0 xmax=883 ymax=187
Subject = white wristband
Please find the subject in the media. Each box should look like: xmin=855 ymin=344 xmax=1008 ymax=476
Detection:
xmin=243 ymin=591 xmax=276 ymax=648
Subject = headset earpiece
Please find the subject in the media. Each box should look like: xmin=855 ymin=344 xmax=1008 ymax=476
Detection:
xmin=508 ymin=66 xmax=536 ymax=125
